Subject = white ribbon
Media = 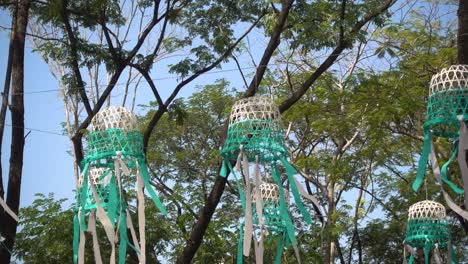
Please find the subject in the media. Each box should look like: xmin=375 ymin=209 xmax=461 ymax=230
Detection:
xmin=433 ymin=244 xmax=442 ymax=264
xmin=88 ymin=211 xmax=103 ymax=264
xmin=253 ymin=156 xmax=263 ymax=228
xmin=78 ymin=210 xmax=86 ymax=264
xmin=136 ymin=161 xmax=146 ymax=264
xmin=0 ymin=196 xmax=19 ymax=222
xmin=293 ymin=177 xmax=324 ymax=224
xmin=90 ymin=179 xmax=116 ymax=264
xmin=242 ymin=151 xmax=253 ymax=257
xmin=253 ymin=234 xmax=264 ymax=264
xmin=126 ymin=209 xmax=141 ymax=258
xmin=429 ymin=141 xmax=468 ymax=220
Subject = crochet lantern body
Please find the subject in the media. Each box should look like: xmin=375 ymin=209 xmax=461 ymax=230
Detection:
xmin=414 ymin=65 xmax=468 ymax=221
xmin=220 ymin=96 xmax=322 ymax=264
xmin=403 ymin=200 xmax=455 ymax=264
xmin=74 ymin=106 xmax=166 ymax=264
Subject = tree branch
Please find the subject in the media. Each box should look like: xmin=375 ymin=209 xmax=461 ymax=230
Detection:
xmin=279 ymin=0 xmax=397 ymax=113
xmin=143 ymin=13 xmax=264 ymax=152
xmin=245 ymin=0 xmax=295 ymax=96
xmin=60 ymin=0 xmax=93 ymax=116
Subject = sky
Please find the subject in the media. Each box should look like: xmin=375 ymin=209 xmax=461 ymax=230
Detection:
xmin=0 ymin=12 xmax=75 ymax=206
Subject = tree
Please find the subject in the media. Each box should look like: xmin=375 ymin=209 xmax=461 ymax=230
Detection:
xmin=0 ymin=0 xmax=30 ymax=262
xmin=459 ymin=0 xmax=468 ymax=63
xmin=178 ymin=1 xmax=397 ymax=262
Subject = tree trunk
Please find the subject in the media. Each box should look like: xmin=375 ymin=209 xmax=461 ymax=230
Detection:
xmin=0 ymin=0 xmax=17 ymax=237
xmin=458 ymin=0 xmax=468 ymax=64
xmin=0 ymin=0 xmax=29 ymax=262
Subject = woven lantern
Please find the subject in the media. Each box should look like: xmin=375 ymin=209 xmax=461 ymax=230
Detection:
xmin=404 ymin=200 xmax=455 ymax=264
xmin=237 ymin=182 xmax=296 ymax=264
xmin=413 ymin=65 xmax=468 ymax=214
xmin=251 ymin=183 xmax=290 ymax=234
xmin=78 ymin=167 xmax=112 ymax=211
xmin=220 ymin=96 xmax=321 ymax=264
xmin=221 ymin=96 xmax=286 ymax=162
xmin=426 ymin=65 xmax=468 ymax=138
xmin=74 ymin=106 xmax=166 ymax=264
xmin=86 ymin=106 xmax=143 ymax=160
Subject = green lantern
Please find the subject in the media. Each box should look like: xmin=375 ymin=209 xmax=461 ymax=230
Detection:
xmin=404 ymin=200 xmax=455 ymax=264
xmin=243 ymin=182 xmax=296 ymax=264
xmin=220 ymin=96 xmax=322 ymax=263
xmin=74 ymin=106 xmax=166 ymax=264
xmin=414 ymin=65 xmax=468 ymax=218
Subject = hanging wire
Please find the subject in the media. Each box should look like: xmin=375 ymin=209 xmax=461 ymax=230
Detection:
xmin=4 ymin=124 xmax=65 ymax=136
xmin=10 ymin=64 xmax=278 ymax=96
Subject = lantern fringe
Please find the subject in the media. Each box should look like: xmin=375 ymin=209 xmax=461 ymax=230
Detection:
xmin=73 ymin=130 xmax=166 ymax=264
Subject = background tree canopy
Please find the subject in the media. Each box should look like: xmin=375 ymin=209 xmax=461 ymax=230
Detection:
xmin=0 ymin=0 xmax=467 ymax=263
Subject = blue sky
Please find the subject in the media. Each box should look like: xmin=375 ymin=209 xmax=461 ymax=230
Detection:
xmin=0 ymin=11 xmax=75 ymax=206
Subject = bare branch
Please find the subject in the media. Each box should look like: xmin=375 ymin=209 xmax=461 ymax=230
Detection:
xmin=279 ymin=0 xmax=397 ymax=113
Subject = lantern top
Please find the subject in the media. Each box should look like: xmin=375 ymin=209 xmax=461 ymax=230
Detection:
xmin=91 ymin=106 xmax=138 ymax=132
xmin=408 ymin=200 xmax=446 ymax=220
xmin=252 ymin=182 xmax=288 ymax=204
xmin=229 ymin=96 xmax=280 ymax=125
xmin=430 ymin=64 xmax=468 ymax=96
xmin=221 ymin=96 xmax=287 ymax=162
xmin=78 ymin=167 xmax=108 ymax=186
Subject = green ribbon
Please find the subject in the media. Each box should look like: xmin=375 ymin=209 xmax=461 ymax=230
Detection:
xmin=280 ymin=157 xmax=313 ymax=224
xmin=237 ymin=223 xmax=244 ymax=264
xmin=408 ymin=254 xmax=414 ymax=264
xmin=441 ymin=145 xmax=465 ymax=194
xmin=272 ymin=164 xmax=296 ymax=246
xmin=424 ymin=243 xmax=430 ymax=264
xmin=73 ymin=213 xmax=79 ymax=264
xmin=274 ymin=233 xmax=285 ymax=264
xmin=119 ymin=209 xmax=128 ymax=264
xmin=225 ymin=160 xmax=246 ymax=212
xmin=414 ymin=130 xmax=432 ymax=192
xmin=79 ymin=163 xmax=90 ymax=230
xmin=450 ymin=242 xmax=457 ymax=264
xmin=220 ymin=159 xmax=228 ymax=177
xmin=107 ymin=174 xmax=119 ymax=225
xmin=138 ymin=160 xmax=167 ymax=215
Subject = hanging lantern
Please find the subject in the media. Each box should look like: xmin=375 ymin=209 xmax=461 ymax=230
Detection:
xmin=222 ymin=96 xmax=286 ymax=162
xmin=245 ymin=182 xmax=295 ymax=264
xmin=413 ymin=65 xmax=468 ymax=219
xmin=74 ymin=106 xmax=166 ymax=264
xmin=426 ymin=65 xmax=468 ymax=138
xmin=403 ymin=200 xmax=456 ymax=264
xmin=220 ymin=96 xmax=322 ymax=263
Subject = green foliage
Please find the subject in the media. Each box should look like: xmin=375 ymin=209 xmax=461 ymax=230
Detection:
xmin=143 ymin=80 xmax=242 ymax=261
xmin=285 ymin=0 xmax=391 ymax=52
xmin=14 ymin=193 xmax=79 ymax=263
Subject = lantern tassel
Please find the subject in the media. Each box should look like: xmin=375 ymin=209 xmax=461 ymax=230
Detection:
xmin=242 ymin=152 xmax=253 ymax=256
xmin=136 ymin=166 xmax=146 ymax=263
xmin=457 ymin=116 xmax=468 ymax=209
xmin=88 ymin=211 xmax=103 ymax=264
xmin=413 ymin=129 xmax=432 ymax=192
xmin=433 ymin=245 xmax=442 ymax=264
xmin=428 ymin=141 xmax=468 ymax=220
